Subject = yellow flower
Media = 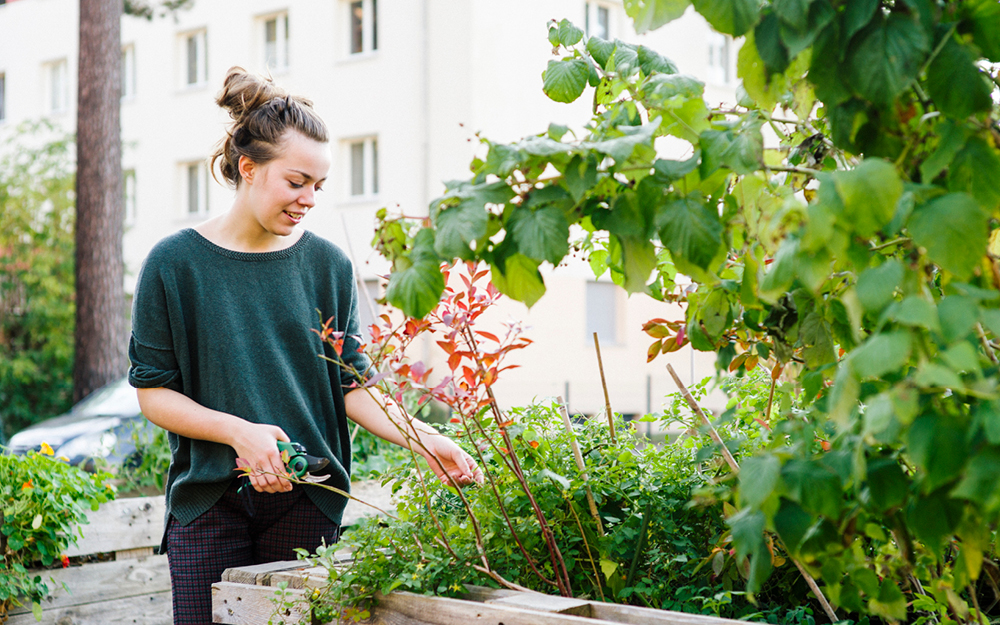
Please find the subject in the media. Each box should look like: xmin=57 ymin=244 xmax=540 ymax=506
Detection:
xmin=415 ymin=563 xmax=425 ymax=570
xmin=450 ymin=583 xmax=462 ymax=592
xmin=40 ymin=442 xmax=54 ymax=456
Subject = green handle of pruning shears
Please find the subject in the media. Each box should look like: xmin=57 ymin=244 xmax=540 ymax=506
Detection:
xmin=277 ymin=440 xmax=329 ymax=479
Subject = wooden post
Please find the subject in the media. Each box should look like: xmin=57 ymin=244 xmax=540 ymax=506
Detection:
xmin=557 ymin=397 xmax=603 ymax=536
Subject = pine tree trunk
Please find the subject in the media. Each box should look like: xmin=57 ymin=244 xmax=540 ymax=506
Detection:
xmin=74 ymin=0 xmax=126 ymax=402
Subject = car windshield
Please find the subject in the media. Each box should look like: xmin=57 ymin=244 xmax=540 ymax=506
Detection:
xmin=73 ymin=378 xmax=141 ymax=418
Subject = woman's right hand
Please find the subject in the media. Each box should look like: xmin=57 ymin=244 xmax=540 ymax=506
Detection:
xmin=230 ymin=422 xmax=293 ymax=493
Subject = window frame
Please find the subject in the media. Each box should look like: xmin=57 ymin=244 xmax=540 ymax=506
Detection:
xmin=183 ymin=161 xmax=209 ymax=218
xmin=181 ymin=29 xmax=208 ymax=88
xmin=706 ymin=31 xmax=732 ymax=86
xmin=345 ymin=136 xmax=379 ymax=201
xmin=347 ymin=0 xmax=378 ymax=57
xmin=584 ymin=1 xmax=612 ymax=41
xmin=261 ymin=11 xmax=290 ymax=72
xmin=121 ymin=44 xmax=136 ymax=100
xmin=44 ymin=58 xmax=69 ymax=115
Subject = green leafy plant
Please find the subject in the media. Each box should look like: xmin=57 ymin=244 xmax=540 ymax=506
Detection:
xmin=105 ymin=424 xmax=172 ymax=496
xmin=369 ymin=3 xmax=1000 ymax=622
xmin=0 ymin=445 xmax=115 ymax=620
xmin=0 ymin=122 xmax=76 ymax=441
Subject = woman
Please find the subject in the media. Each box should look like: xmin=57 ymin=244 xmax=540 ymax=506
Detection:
xmin=129 ymin=67 xmax=481 ymax=624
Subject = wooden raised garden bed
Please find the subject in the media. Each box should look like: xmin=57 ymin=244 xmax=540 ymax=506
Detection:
xmin=213 ymin=559 xmax=747 ymax=625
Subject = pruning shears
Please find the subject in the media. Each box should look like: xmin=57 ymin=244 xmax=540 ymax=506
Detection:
xmin=277 ymin=441 xmax=331 ymax=483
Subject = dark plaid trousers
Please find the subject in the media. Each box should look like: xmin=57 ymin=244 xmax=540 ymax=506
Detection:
xmin=166 ymin=479 xmax=340 ymax=625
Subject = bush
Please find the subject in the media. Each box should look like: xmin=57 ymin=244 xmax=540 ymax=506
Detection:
xmin=0 ymin=446 xmax=115 ymax=620
xmin=0 ymin=122 xmax=76 ymax=441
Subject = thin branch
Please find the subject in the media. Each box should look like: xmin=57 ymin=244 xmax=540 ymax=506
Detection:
xmin=666 ymin=364 xmax=739 ymax=474
xmin=870 ymin=237 xmax=911 ymax=252
xmin=558 ymin=398 xmax=604 ymax=536
xmin=766 ymin=165 xmax=822 ymax=177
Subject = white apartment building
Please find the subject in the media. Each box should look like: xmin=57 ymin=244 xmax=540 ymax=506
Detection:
xmin=0 ymin=0 xmax=738 ymax=419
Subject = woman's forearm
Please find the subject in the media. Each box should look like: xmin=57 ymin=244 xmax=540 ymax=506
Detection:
xmin=136 ymin=386 xmax=292 ymax=492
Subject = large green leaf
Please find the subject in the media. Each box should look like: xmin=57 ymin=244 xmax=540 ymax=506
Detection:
xmin=617 ymin=236 xmax=659 ymax=293
xmin=947 ymin=136 xmax=1000 ymax=214
xmin=844 ymin=0 xmax=878 ymax=40
xmin=869 ymin=580 xmax=908 ymax=622
xmin=586 ymin=37 xmax=617 ymax=68
xmin=907 ymin=193 xmax=988 ymax=280
xmin=968 ymin=0 xmax=1000 ymax=62
xmin=434 ymin=202 xmax=488 ymax=260
xmin=772 ymin=0 xmax=812 ymax=31
xmin=919 ymin=120 xmax=968 ymax=183
xmin=637 ymin=45 xmax=678 ymax=75
xmin=754 ymin=11 xmax=789 ymax=75
xmin=937 ymin=296 xmax=979 ymax=344
xmin=655 ymin=194 xmax=723 ymax=270
xmin=779 ymin=0 xmax=835 ymax=59
xmin=850 ymin=331 xmax=911 ymax=379
xmin=692 ymin=0 xmax=760 ymax=36
xmin=508 ymin=206 xmax=570 ymax=266
xmin=866 ymin=457 xmax=908 ymax=511
xmin=490 ymin=254 xmax=546 ymax=308
xmin=740 ymin=455 xmax=781 ymax=508
xmin=908 ymin=415 xmax=968 ymax=492
xmin=952 ymin=446 xmax=1000 ymax=506
xmin=846 ymin=13 xmax=929 ymax=107
xmin=832 ymin=159 xmax=902 ymax=238
xmin=623 ymin=0 xmax=691 ymax=34
xmin=926 ymin=32 xmax=993 ymax=120
xmin=856 ymin=259 xmax=904 ymax=314
xmin=774 ymin=499 xmax=812 ymax=555
xmin=907 ymin=488 xmax=964 ymax=552
xmin=782 ymin=459 xmax=842 ymax=519
xmin=542 ymin=58 xmax=591 ymax=103
xmin=385 ymin=229 xmax=446 ymax=318
xmin=583 ymin=118 xmax=661 ymax=164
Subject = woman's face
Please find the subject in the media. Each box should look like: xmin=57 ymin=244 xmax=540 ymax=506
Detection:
xmin=240 ymin=130 xmax=331 ymax=237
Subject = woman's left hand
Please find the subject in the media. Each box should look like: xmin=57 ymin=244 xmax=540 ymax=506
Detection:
xmin=423 ymin=437 xmax=484 ymax=486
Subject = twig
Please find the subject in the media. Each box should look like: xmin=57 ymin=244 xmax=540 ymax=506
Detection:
xmin=625 ymin=503 xmax=652 ymax=588
xmin=665 ymin=364 xmax=739 ymax=473
xmin=968 ymin=582 xmax=984 ymax=625
xmin=557 ymin=397 xmax=604 ymax=536
xmin=976 ymin=323 xmax=999 ymax=365
xmin=470 ymin=566 xmax=543 ymax=594
xmin=790 ymin=557 xmax=840 ymax=624
xmin=665 ymin=364 xmax=839 ymax=623
xmin=766 ymin=165 xmax=822 ymax=177
xmin=565 ymin=498 xmax=605 ymax=601
xmin=870 ymin=237 xmax=910 ymax=252
xmin=593 ymin=333 xmax=617 ymax=444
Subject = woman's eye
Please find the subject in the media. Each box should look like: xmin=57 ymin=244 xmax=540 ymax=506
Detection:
xmin=289 ymin=182 xmax=303 ymax=189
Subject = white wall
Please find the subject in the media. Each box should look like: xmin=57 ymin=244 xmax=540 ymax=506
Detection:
xmin=0 ymin=0 xmax=739 ymax=417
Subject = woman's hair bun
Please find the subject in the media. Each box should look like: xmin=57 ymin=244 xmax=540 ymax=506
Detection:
xmin=210 ymin=66 xmax=328 ymax=189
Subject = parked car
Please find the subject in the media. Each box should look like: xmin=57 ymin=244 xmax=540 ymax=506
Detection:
xmin=6 ymin=377 xmax=151 ymax=470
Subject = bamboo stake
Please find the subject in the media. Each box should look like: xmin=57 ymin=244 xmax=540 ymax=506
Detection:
xmin=665 ymin=364 xmax=738 ymax=473
xmin=665 ymin=363 xmax=839 ymax=624
xmin=593 ymin=332 xmax=617 ymax=444
xmin=558 ymin=397 xmax=604 ymax=536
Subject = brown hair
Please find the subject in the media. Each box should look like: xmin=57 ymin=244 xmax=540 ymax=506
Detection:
xmin=210 ymin=67 xmax=329 ymax=188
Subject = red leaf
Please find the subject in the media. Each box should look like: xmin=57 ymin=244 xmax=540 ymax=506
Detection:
xmin=450 ymin=417 xmax=462 ymax=423
xmin=647 ymin=340 xmax=662 ymax=363
xmin=462 ymin=366 xmax=477 ymax=388
xmin=498 ymin=420 xmax=514 ymax=428
xmin=475 ymin=331 xmax=499 ymax=342
xmin=729 ymin=353 xmax=747 ymax=372
xmin=529 ymin=440 xmax=539 ymax=449
xmin=436 ymin=340 xmax=456 ymax=355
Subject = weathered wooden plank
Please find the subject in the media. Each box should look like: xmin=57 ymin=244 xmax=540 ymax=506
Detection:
xmin=589 ymin=603 xmax=747 ymax=625
xmin=486 ymin=592 xmax=592 ymax=616
xmin=65 ymin=496 xmax=165 ymax=557
xmin=221 ymin=560 xmax=309 ymax=586
xmin=458 ymin=585 xmax=523 ymax=603
xmin=6 ymin=590 xmax=172 ymax=625
xmin=7 ymin=555 xmax=170 ymax=615
xmin=269 ymin=565 xmax=330 ymax=590
xmin=373 ymin=592 xmax=637 ymax=625
xmin=212 ymin=581 xmax=310 ymax=625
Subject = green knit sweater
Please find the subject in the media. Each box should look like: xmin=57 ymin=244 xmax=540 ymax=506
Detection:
xmin=128 ymin=229 xmax=370 ymax=541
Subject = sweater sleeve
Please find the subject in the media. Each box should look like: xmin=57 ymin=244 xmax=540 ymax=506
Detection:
xmin=128 ymin=258 xmax=182 ymax=392
xmin=337 ymin=263 xmax=373 ymax=391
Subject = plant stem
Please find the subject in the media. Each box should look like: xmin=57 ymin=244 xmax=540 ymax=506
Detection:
xmin=558 ymin=398 xmax=604 ymax=536
xmin=624 ymin=502 xmax=652 ymax=589
xmin=976 ymin=323 xmax=999 ymax=365
xmin=565 ymin=497 xmax=605 ymax=601
xmin=790 ymin=556 xmax=839 ymax=624
xmin=593 ymin=333 xmax=617 ymax=444
xmin=870 ymin=237 xmax=910 ymax=252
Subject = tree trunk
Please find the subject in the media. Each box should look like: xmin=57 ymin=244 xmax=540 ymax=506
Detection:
xmin=75 ymin=0 xmax=126 ymax=402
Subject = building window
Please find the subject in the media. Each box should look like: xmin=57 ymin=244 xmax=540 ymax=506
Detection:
xmin=585 ymin=2 xmax=610 ymax=40
xmin=349 ymin=0 xmax=377 ymax=55
xmin=185 ymin=162 xmax=209 ymax=217
xmin=44 ymin=59 xmax=69 ymax=114
xmin=0 ymin=73 xmax=5 ymax=123
xmin=124 ymin=169 xmax=137 ymax=225
xmin=262 ymin=12 xmax=290 ymax=71
xmin=356 ymin=278 xmax=381 ymax=338
xmin=122 ymin=44 xmax=136 ymax=99
xmin=347 ymin=137 xmax=378 ymax=198
xmin=707 ymin=31 xmax=731 ymax=85
xmin=183 ymin=30 xmax=208 ymax=86
xmin=586 ymin=281 xmax=620 ymax=346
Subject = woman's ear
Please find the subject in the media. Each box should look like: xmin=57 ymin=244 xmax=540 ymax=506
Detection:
xmin=238 ymin=155 xmax=256 ymax=185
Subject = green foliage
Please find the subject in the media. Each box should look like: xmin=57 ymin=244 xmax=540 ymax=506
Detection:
xmin=0 ymin=448 xmax=115 ymax=619
xmin=0 ymin=122 xmax=76 ymax=441
xmin=350 ymin=426 xmax=412 ymax=480
xmin=370 ymin=1 xmax=1000 ymax=622
xmin=102 ymin=424 xmax=172 ymax=495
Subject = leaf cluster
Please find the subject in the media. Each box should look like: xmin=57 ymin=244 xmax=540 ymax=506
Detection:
xmin=0 ymin=448 xmax=115 ymax=619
